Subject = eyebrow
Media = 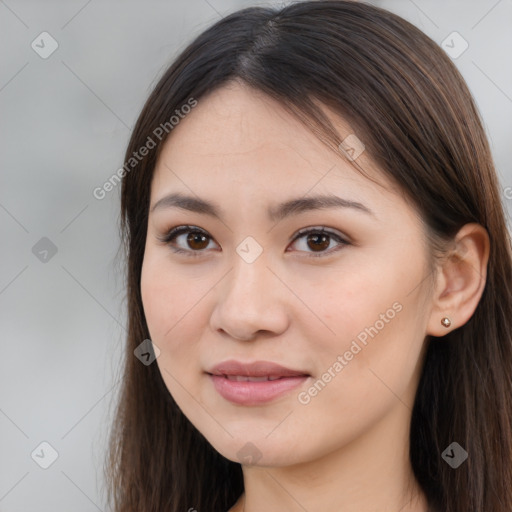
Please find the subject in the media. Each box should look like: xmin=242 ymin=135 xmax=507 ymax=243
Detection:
xmin=150 ymin=192 xmax=375 ymax=222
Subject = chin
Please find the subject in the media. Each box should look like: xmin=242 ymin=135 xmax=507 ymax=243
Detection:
xmin=203 ymin=431 xmax=310 ymax=468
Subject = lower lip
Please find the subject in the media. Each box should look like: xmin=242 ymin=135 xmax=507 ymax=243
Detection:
xmin=209 ymin=374 xmax=309 ymax=406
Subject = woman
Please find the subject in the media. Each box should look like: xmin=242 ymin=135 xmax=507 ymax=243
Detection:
xmin=104 ymin=2 xmax=512 ymax=511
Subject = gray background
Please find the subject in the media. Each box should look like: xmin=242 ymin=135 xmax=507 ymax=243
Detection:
xmin=1 ymin=0 xmax=511 ymax=510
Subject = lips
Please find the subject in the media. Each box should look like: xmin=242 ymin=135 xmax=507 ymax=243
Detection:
xmin=208 ymin=359 xmax=310 ymax=379
xmin=224 ymin=375 xmax=282 ymax=382
xmin=207 ymin=360 xmax=310 ymax=405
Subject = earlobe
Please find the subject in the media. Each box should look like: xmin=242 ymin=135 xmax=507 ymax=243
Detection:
xmin=426 ymin=223 xmax=490 ymax=337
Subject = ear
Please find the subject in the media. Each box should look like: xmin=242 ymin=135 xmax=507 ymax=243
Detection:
xmin=426 ymin=223 xmax=490 ymax=337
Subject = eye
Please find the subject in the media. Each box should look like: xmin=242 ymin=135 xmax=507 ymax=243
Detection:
xmin=288 ymin=227 xmax=349 ymax=257
xmin=157 ymin=225 xmax=349 ymax=258
xmin=157 ymin=225 xmax=218 ymax=257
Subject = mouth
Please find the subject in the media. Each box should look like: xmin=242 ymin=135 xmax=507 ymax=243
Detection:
xmin=206 ymin=360 xmax=311 ymax=405
xmin=221 ymin=375 xmax=290 ymax=382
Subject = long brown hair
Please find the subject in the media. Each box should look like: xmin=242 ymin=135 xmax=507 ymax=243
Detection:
xmin=104 ymin=2 xmax=512 ymax=511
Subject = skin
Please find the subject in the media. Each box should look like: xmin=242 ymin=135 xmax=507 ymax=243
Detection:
xmin=140 ymin=80 xmax=489 ymax=512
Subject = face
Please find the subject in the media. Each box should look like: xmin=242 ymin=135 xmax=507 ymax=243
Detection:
xmin=140 ymin=81 xmax=434 ymax=467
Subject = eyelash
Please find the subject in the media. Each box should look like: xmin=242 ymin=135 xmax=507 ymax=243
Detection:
xmin=157 ymin=225 xmax=349 ymax=259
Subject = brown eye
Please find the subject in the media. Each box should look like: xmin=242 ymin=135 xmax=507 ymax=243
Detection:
xmin=289 ymin=227 xmax=349 ymax=258
xmin=159 ymin=225 xmax=348 ymax=259
xmin=186 ymin=231 xmax=210 ymax=250
xmin=306 ymin=233 xmax=331 ymax=252
xmin=158 ymin=225 xmax=217 ymax=257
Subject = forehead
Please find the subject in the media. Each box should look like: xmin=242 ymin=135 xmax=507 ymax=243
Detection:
xmin=150 ymin=82 xmax=398 ymax=210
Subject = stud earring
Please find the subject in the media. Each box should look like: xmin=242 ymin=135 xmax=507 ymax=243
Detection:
xmin=441 ymin=317 xmax=451 ymax=328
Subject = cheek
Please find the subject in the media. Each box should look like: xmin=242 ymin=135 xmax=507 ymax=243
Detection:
xmin=140 ymin=261 xmax=172 ymax=342
xmin=292 ymin=266 xmax=391 ymax=355
xmin=140 ymin=254 xmax=207 ymax=373
xmin=298 ymin=255 xmax=427 ymax=397
xmin=140 ymin=259 xmax=202 ymax=409
xmin=141 ymin=252 xmax=194 ymax=341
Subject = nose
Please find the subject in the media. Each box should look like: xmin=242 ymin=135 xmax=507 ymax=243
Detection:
xmin=209 ymin=251 xmax=290 ymax=341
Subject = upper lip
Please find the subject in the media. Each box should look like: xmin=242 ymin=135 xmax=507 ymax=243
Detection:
xmin=208 ymin=360 xmax=310 ymax=378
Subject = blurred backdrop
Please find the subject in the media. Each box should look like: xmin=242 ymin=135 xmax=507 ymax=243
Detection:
xmin=1 ymin=0 xmax=511 ymax=510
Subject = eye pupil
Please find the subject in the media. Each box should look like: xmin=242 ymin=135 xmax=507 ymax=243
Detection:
xmin=307 ymin=233 xmax=330 ymax=252
xmin=187 ymin=232 xmax=209 ymax=250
